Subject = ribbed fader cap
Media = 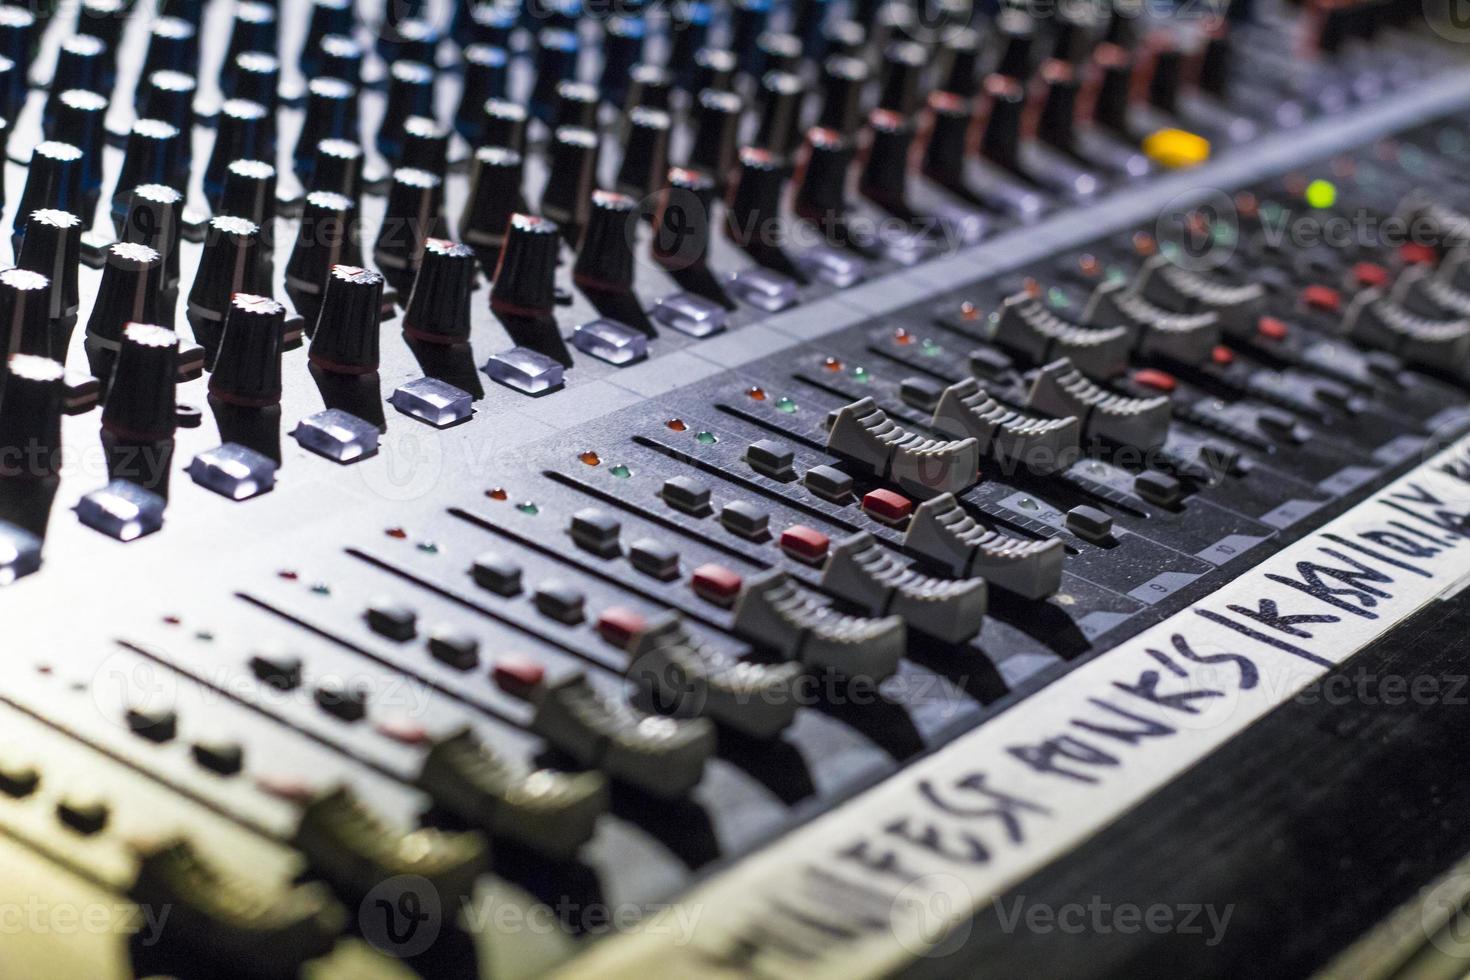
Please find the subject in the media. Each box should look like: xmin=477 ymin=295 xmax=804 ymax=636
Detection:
xmin=101 ymin=323 xmax=178 ymax=442
xmin=293 ymin=78 xmax=357 ymax=179
xmin=209 ymin=293 xmax=284 ymax=406
xmin=399 ymin=116 xmax=449 ymax=177
xmin=456 ymin=44 xmax=508 ymax=142
xmin=218 ymin=159 xmax=277 ymax=229
xmin=0 ymin=354 xmax=63 ymax=477
xmin=726 ymin=146 xmax=786 ymax=250
xmin=376 ymin=60 xmax=434 ymax=163
xmin=307 ymin=138 xmax=363 ymax=203
xmin=616 ymin=106 xmax=670 ymax=199
xmin=402 ymin=239 xmax=475 ymax=344
xmin=490 ymin=214 xmax=560 ymax=319
xmin=308 ymin=265 xmax=384 ymax=374
xmin=652 ymin=167 xmax=716 ymax=271
xmin=112 ymin=119 xmax=185 ymax=225
xmin=48 ymin=90 xmax=107 ymax=214
xmin=86 ymin=243 xmax=162 ymax=347
xmin=17 ymin=209 xmax=82 ymax=327
xmin=794 ymin=127 xmax=853 ymax=221
xmin=689 ymin=88 xmax=743 ymax=188
xmin=573 ymin=191 xmax=638 ymax=294
xmin=480 ymin=97 xmax=527 ymax=153
xmin=539 ymin=126 xmax=599 ymax=231
xmin=0 ymin=269 xmax=52 ymax=358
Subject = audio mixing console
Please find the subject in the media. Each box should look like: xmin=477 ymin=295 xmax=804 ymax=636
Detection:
xmin=2 ymin=0 xmax=1470 ymax=975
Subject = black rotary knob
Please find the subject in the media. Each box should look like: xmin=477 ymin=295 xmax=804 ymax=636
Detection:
xmin=553 ymin=80 xmax=600 ymax=130
xmin=1198 ymin=28 xmax=1231 ymax=98
xmin=402 ymin=239 xmax=476 ymax=343
xmin=455 ymin=44 xmax=508 ymax=142
xmin=860 ymin=109 xmax=915 ymax=208
xmin=531 ymin=27 xmax=579 ymax=124
xmin=755 ymin=31 xmax=801 ymax=75
xmin=979 ymin=74 xmax=1026 ymax=173
xmin=992 ymin=8 xmax=1036 ymax=81
xmin=119 ymin=184 xmax=184 ymax=292
xmin=285 ymin=191 xmax=360 ymax=325
xmin=187 ymin=216 xmax=265 ymax=353
xmin=481 ymin=97 xmax=527 ymax=153
xmin=14 ymin=142 xmax=83 ymax=242
xmin=0 ymin=269 xmax=52 ymax=359
xmin=818 ymin=55 xmax=868 ymax=136
xmin=17 ymin=209 xmax=82 ymax=337
xmin=306 ymin=138 xmax=363 ymax=203
xmin=920 ymin=91 xmax=970 ymax=188
xmin=377 ymin=60 xmax=435 ymax=163
xmin=730 ymin=0 xmax=770 ymax=74
xmin=218 ymin=159 xmax=276 ymax=228
xmin=878 ymin=40 xmax=926 ymax=114
xmin=573 ymin=190 xmax=638 ymax=294
xmin=615 ymin=106 xmax=670 ymax=199
xmin=466 ymin=2 xmax=516 ymax=47
xmin=490 ymin=213 xmax=561 ymax=319
xmin=205 ymin=98 xmax=273 ymax=203
xmin=318 ymin=33 xmax=363 ymax=84
xmin=1148 ymin=45 xmax=1183 ymax=114
xmin=399 ymin=116 xmax=450 ymax=177
xmin=141 ymin=69 xmax=197 ymax=132
xmin=46 ymin=91 xmax=107 ymax=218
xmin=111 ymin=120 xmax=185 ymax=225
xmin=625 ymin=62 xmax=673 ymax=111
xmin=651 ymin=167 xmax=716 ymax=271
xmin=86 ymin=243 xmax=162 ymax=350
xmin=292 ymin=79 xmax=357 ymax=177
xmin=936 ymin=27 xmax=981 ymax=97
xmin=51 ymin=33 xmax=108 ymax=97
xmin=308 ymin=265 xmax=384 ymax=373
xmin=460 ymin=146 xmax=524 ymax=263
xmin=225 ymin=1 xmax=276 ymax=70
xmin=1091 ymin=43 xmax=1134 ymax=135
xmin=1037 ymin=60 xmax=1080 ymax=151
xmin=0 ymin=354 xmax=63 ymax=477
xmin=600 ymin=15 xmax=645 ymax=106
xmin=373 ymin=167 xmax=443 ymax=294
xmin=78 ymin=0 xmax=126 ymax=51
xmin=794 ymin=127 xmax=853 ymax=223
xmin=210 ymin=293 xmax=284 ymax=406
xmin=689 ymin=88 xmax=743 ymax=189
xmin=302 ymin=0 xmax=352 ymax=77
xmin=102 ymin=323 xmax=178 ymax=443
xmin=670 ymin=4 xmax=711 ymax=88
xmin=725 ymin=146 xmax=786 ymax=251
xmin=539 ymin=127 xmax=599 ymax=232
xmin=691 ymin=47 xmax=737 ymax=93
xmin=755 ymin=71 xmax=804 ymax=158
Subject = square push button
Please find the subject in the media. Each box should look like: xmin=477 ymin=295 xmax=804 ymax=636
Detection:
xmin=76 ymin=481 xmax=165 ymax=541
xmin=291 ymin=409 xmax=379 ymax=463
xmin=389 ymin=377 xmax=474 ymax=427
xmin=188 ymin=444 xmax=277 ymax=500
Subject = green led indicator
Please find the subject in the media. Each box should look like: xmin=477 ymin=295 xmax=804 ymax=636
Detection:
xmin=1304 ymin=179 xmax=1337 ymax=209
xmin=516 ymin=501 xmax=539 ymax=515
xmin=695 ymin=430 xmax=718 ymax=444
xmin=921 ymin=338 xmax=943 ymax=356
xmin=311 ymin=583 xmax=331 ymax=596
xmin=609 ymin=463 xmax=631 ymax=478
xmin=852 ymin=366 xmax=870 ymax=382
xmin=1046 ymin=288 xmax=1070 ymax=310
xmin=417 ymin=541 xmax=439 ymax=554
xmin=775 ymin=396 xmax=797 ymax=413
xmin=195 ymin=631 xmax=214 ymax=642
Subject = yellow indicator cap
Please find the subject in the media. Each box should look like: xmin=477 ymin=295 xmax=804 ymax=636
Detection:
xmin=1305 ymin=178 xmax=1337 ymax=209
xmin=1143 ymin=128 xmax=1211 ymax=170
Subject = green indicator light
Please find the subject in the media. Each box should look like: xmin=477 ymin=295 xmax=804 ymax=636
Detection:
xmin=775 ymin=396 xmax=797 ymax=413
xmin=1304 ymin=179 xmax=1337 ymax=209
xmin=1106 ymin=267 xmax=1127 ymax=285
xmin=609 ymin=464 xmax=631 ymax=478
xmin=195 ymin=631 xmax=214 ymax=642
xmin=417 ymin=542 xmax=439 ymax=554
xmin=921 ymin=338 xmax=943 ymax=356
xmin=1046 ymin=288 xmax=1070 ymax=310
xmin=1439 ymin=129 xmax=1467 ymax=155
xmin=695 ymin=430 xmax=718 ymax=444
xmin=1160 ymin=241 xmax=1182 ymax=262
xmin=516 ymin=501 xmax=539 ymax=515
xmin=1212 ymin=223 xmax=1237 ymax=247
xmin=852 ymin=366 xmax=870 ymax=382
xmin=311 ymin=583 xmax=331 ymax=596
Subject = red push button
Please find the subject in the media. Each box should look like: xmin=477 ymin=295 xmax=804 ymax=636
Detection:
xmin=492 ymin=654 xmax=546 ymax=698
xmin=691 ymin=563 xmax=743 ymax=605
xmin=596 ymin=607 xmax=647 ymax=649
xmin=780 ymin=524 xmax=830 ymax=564
xmin=1353 ymin=262 xmax=1390 ymax=288
xmin=1400 ymin=243 xmax=1437 ymax=266
xmin=862 ymin=488 xmax=913 ymax=524
xmin=1132 ymin=368 xmax=1177 ymax=392
xmin=1211 ymin=345 xmax=1235 ymax=365
xmin=1257 ymin=315 xmax=1289 ymax=341
xmin=1301 ymin=285 xmax=1340 ymax=313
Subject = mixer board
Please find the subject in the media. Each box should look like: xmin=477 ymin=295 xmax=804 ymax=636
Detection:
xmin=4 ymin=0 xmax=1470 ymax=975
